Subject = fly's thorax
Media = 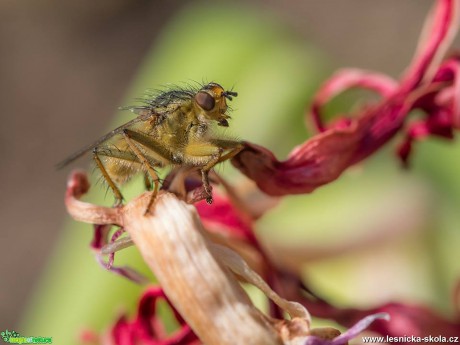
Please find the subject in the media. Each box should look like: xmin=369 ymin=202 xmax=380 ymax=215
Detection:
xmin=187 ymin=122 xmax=209 ymax=140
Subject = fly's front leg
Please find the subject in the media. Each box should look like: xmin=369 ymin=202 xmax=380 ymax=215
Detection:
xmin=92 ymin=148 xmax=124 ymax=206
xmin=185 ymin=139 xmax=243 ymax=204
xmin=211 ymin=139 xmax=244 ymax=164
xmin=201 ymin=149 xmax=223 ymax=204
xmin=203 ymin=140 xmax=244 ymax=203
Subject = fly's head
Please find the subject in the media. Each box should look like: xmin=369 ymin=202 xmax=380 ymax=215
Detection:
xmin=193 ymin=82 xmax=237 ymax=127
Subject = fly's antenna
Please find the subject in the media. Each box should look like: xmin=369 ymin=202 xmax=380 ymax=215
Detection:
xmin=223 ymin=90 xmax=238 ymax=101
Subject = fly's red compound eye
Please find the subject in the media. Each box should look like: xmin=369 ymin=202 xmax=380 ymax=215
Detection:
xmin=195 ymin=92 xmax=215 ymax=111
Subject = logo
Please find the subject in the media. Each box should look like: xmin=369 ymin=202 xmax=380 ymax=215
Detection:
xmin=1 ymin=330 xmax=52 ymax=344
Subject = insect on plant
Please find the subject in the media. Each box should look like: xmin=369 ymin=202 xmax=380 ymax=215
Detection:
xmin=58 ymin=82 xmax=243 ymax=213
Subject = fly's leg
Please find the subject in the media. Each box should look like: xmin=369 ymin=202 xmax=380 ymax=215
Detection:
xmin=144 ymin=173 xmax=152 ymax=191
xmin=120 ymin=129 xmax=176 ymax=163
xmin=185 ymin=139 xmax=244 ymax=204
xmin=201 ymin=149 xmax=223 ymax=204
xmin=92 ymin=148 xmax=124 ymax=206
xmin=212 ymin=140 xmax=244 ymax=164
xmin=96 ymin=145 xmax=160 ymax=194
xmin=118 ymin=130 xmax=244 ymax=205
xmin=202 ymin=141 xmax=244 ymax=203
xmin=122 ymin=129 xmax=161 ymax=214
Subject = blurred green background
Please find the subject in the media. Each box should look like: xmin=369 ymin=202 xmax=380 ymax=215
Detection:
xmin=1 ymin=1 xmax=459 ymax=344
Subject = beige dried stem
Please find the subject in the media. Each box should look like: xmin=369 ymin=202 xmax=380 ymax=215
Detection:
xmin=65 ymin=171 xmax=328 ymax=345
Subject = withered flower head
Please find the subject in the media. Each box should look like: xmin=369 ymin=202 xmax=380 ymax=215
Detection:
xmin=66 ymin=1 xmax=460 ymax=344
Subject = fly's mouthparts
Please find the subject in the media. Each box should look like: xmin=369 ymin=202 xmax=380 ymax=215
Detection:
xmin=218 ymin=119 xmax=229 ymax=127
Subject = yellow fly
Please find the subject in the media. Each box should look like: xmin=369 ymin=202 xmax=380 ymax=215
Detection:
xmin=58 ymin=82 xmax=243 ymax=212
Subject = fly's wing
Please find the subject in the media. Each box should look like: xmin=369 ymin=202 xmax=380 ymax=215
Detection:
xmin=57 ymin=87 xmax=195 ymax=169
xmin=56 ymin=113 xmax=152 ymax=169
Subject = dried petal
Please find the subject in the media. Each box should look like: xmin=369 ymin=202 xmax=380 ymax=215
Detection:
xmin=210 ymin=243 xmax=310 ymax=322
xmin=66 ymin=171 xmax=121 ymax=225
xmin=66 ymin=173 xmax=283 ymax=345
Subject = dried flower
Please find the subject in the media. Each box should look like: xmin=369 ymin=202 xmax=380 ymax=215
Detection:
xmin=65 ymin=1 xmax=460 ymax=344
xmin=67 ymin=172 xmax=387 ymax=345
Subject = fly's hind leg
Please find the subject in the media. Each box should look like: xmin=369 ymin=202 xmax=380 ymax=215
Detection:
xmin=122 ymin=129 xmax=161 ymax=215
xmin=92 ymin=148 xmax=124 ymax=206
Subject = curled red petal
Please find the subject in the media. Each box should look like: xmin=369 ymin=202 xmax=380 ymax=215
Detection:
xmin=91 ymin=224 xmax=148 ymax=284
xmin=397 ymin=105 xmax=455 ymax=166
xmin=232 ymin=118 xmax=366 ymax=196
xmin=91 ymin=224 xmax=111 ymax=250
xmin=310 ymin=69 xmax=398 ymax=131
xmin=106 ymin=228 xmax=126 ymax=269
xmin=110 ymin=287 xmax=198 ymax=345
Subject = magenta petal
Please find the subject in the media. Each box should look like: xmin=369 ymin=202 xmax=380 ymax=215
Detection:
xmin=232 ymin=125 xmax=362 ymax=196
xmin=91 ymin=224 xmax=148 ymax=284
xmin=397 ymin=120 xmax=431 ymax=167
xmin=107 ymin=228 xmax=126 ymax=269
xmin=91 ymin=224 xmax=111 ymax=250
xmin=111 ymin=315 xmax=134 ymax=345
xmin=110 ymin=287 xmax=198 ymax=345
xmin=310 ymin=69 xmax=397 ymax=131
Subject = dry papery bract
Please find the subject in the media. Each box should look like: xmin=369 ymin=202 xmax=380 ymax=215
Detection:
xmin=66 ymin=171 xmax=348 ymax=345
